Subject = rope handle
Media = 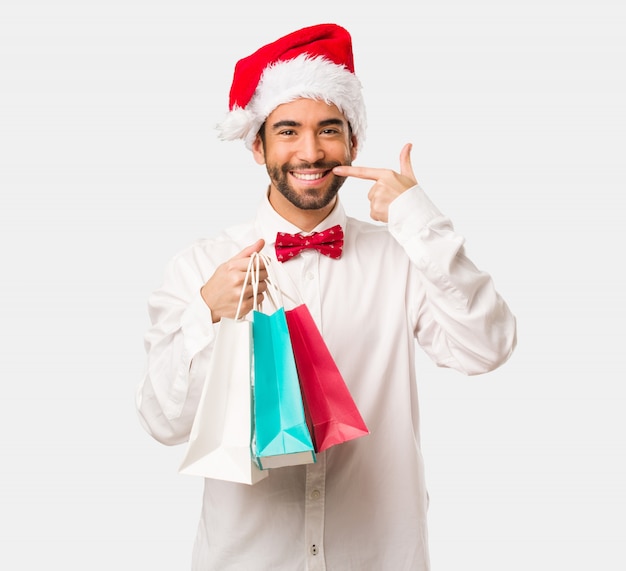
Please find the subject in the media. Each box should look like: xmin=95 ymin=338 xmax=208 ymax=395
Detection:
xmin=234 ymin=253 xmax=259 ymax=320
xmin=234 ymin=251 xmax=301 ymax=318
xmin=253 ymin=252 xmax=284 ymax=312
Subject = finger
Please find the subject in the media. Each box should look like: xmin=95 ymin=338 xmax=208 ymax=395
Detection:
xmin=399 ymin=143 xmax=416 ymax=181
xmin=332 ymin=164 xmax=387 ymax=182
xmin=241 ymin=282 xmax=266 ymax=299
xmin=232 ymin=238 xmax=265 ymax=260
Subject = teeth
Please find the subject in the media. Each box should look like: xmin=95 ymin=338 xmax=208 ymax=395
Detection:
xmin=293 ymin=172 xmax=324 ymax=181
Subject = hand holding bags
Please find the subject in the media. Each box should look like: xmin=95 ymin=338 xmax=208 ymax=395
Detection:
xmin=179 ymin=249 xmax=368 ymax=483
xmin=250 ymin=253 xmax=317 ymax=469
xmin=179 ymin=256 xmax=268 ymax=485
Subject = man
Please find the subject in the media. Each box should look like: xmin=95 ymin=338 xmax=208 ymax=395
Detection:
xmin=136 ymin=23 xmax=517 ymax=570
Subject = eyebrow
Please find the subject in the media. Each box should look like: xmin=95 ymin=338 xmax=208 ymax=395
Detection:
xmin=269 ymin=118 xmax=346 ymax=130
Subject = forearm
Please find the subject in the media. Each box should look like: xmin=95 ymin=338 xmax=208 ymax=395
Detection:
xmin=137 ymin=288 xmax=217 ymax=445
xmin=389 ymin=185 xmax=517 ymax=374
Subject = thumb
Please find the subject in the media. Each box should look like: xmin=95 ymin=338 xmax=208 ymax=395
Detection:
xmin=399 ymin=143 xmax=417 ymax=182
xmin=233 ymin=238 xmax=265 ymax=259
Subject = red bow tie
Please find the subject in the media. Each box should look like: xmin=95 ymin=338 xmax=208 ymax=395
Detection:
xmin=275 ymin=225 xmax=344 ymax=262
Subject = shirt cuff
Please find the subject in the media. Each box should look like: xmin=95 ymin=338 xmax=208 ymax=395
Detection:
xmin=388 ymin=185 xmax=443 ymax=244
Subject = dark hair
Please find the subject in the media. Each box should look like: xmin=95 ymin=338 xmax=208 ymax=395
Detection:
xmin=257 ymin=122 xmax=266 ymax=145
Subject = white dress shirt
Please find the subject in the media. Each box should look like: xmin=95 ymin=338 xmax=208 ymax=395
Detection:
xmin=136 ymin=185 xmax=517 ymax=570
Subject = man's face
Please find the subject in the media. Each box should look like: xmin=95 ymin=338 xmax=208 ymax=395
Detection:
xmin=252 ymin=98 xmax=358 ymax=214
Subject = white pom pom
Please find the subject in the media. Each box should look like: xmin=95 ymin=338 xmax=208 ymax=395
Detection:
xmin=216 ymin=107 xmax=256 ymax=142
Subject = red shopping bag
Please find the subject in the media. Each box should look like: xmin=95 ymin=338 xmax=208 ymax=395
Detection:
xmin=285 ymin=304 xmax=369 ymax=453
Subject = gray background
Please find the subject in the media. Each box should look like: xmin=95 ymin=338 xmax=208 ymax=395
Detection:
xmin=1 ymin=0 xmax=624 ymax=569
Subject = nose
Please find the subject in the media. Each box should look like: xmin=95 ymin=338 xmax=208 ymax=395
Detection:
xmin=295 ymin=132 xmax=324 ymax=164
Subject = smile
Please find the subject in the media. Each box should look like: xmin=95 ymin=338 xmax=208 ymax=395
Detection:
xmin=291 ymin=171 xmax=328 ymax=181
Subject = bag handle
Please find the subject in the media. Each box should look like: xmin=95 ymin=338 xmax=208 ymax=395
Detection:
xmin=235 ymin=251 xmax=301 ymax=318
xmin=252 ymin=252 xmax=284 ymax=312
xmin=234 ymin=254 xmax=259 ymax=320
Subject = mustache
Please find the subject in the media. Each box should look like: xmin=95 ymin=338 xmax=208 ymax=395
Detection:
xmin=281 ymin=160 xmax=343 ymax=173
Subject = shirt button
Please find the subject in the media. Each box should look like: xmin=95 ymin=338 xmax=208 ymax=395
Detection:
xmin=311 ymin=544 xmax=319 ymax=556
xmin=310 ymin=489 xmax=321 ymax=500
xmin=305 ymin=272 xmax=315 ymax=281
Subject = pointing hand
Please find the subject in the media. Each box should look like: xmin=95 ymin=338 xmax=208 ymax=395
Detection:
xmin=333 ymin=143 xmax=417 ymax=222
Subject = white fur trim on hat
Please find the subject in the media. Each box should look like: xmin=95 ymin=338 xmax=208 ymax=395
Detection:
xmin=217 ymin=54 xmax=367 ymax=150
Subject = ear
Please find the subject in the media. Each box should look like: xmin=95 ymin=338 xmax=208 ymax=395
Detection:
xmin=350 ymin=134 xmax=359 ymax=162
xmin=252 ymin=134 xmax=266 ymax=165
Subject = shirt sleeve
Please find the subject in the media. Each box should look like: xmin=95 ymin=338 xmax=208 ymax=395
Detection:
xmin=388 ymin=185 xmax=517 ymax=375
xmin=136 ymin=250 xmax=219 ymax=445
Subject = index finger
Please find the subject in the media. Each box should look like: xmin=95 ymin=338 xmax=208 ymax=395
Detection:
xmin=332 ymin=165 xmax=388 ymax=181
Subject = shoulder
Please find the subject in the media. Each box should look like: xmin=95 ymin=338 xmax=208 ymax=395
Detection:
xmin=167 ymin=221 xmax=257 ymax=274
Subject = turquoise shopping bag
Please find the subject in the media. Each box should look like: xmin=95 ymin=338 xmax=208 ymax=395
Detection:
xmin=250 ymin=253 xmax=316 ymax=470
xmin=252 ymin=307 xmax=316 ymax=469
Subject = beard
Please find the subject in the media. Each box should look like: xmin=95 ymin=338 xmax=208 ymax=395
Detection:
xmin=266 ymin=158 xmax=351 ymax=211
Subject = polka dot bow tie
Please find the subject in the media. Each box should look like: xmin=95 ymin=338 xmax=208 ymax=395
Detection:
xmin=275 ymin=224 xmax=344 ymax=262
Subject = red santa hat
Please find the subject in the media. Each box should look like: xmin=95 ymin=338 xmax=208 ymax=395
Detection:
xmin=217 ymin=23 xmax=367 ymax=149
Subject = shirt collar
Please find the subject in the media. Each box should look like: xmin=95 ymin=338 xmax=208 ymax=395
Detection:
xmin=256 ymin=189 xmax=348 ymax=250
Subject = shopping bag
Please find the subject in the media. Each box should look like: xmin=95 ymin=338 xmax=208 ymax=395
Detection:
xmin=179 ymin=256 xmax=268 ymax=485
xmin=250 ymin=253 xmax=316 ymax=470
xmin=286 ymin=303 xmax=369 ymax=453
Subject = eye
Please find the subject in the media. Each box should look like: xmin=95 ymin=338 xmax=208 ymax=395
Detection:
xmin=278 ymin=129 xmax=296 ymax=136
xmin=321 ymin=127 xmax=342 ymax=136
